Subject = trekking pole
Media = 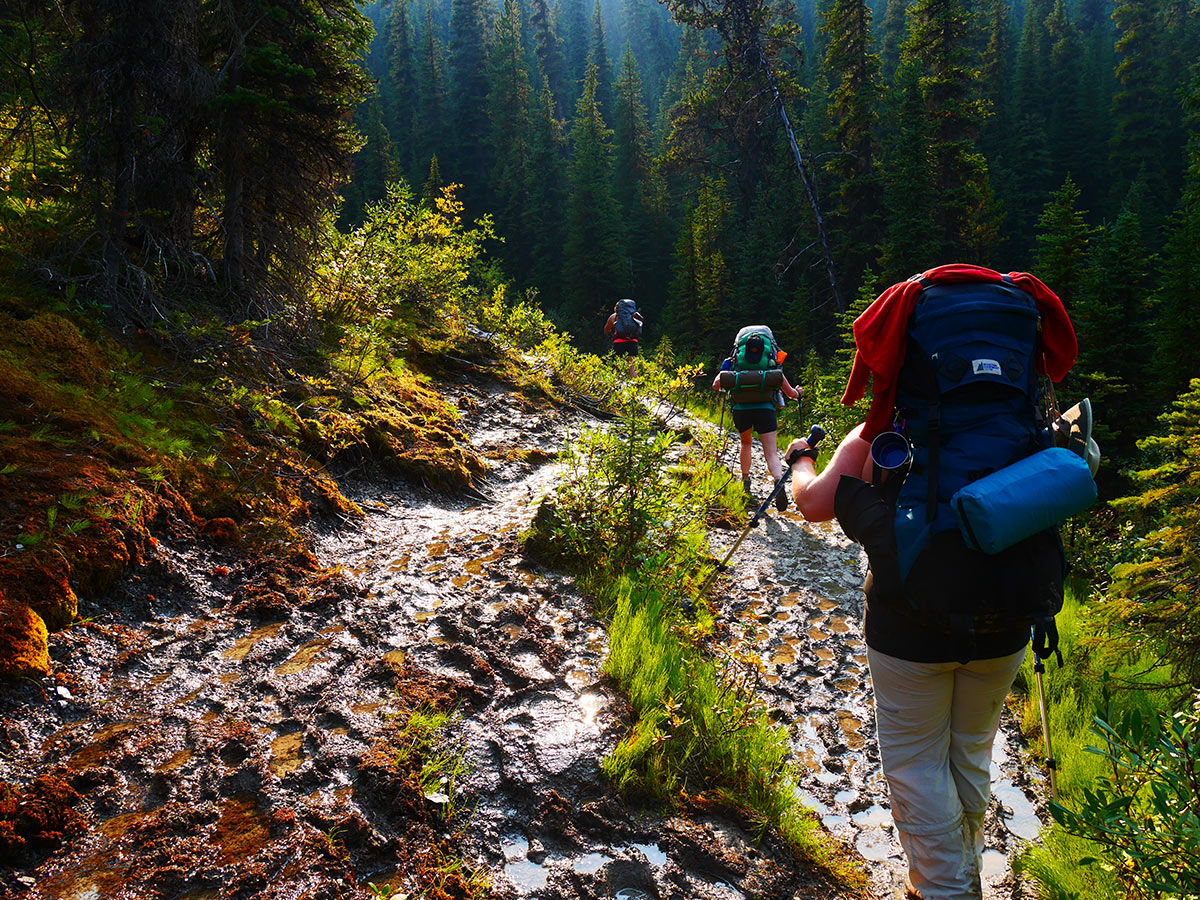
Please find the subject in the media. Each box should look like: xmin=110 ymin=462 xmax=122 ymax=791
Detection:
xmin=699 ymin=425 xmax=825 ymax=594
xmin=1032 ymin=649 xmax=1058 ymax=800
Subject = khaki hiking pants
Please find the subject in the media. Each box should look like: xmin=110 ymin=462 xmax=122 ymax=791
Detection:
xmin=868 ymin=646 xmax=1027 ymax=899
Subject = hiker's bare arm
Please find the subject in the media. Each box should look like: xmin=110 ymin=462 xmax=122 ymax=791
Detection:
xmin=604 ymin=313 xmax=616 ymax=335
xmin=781 ymin=373 xmax=801 ymax=401
xmin=712 ymin=373 xmax=722 ymax=391
xmin=787 ymin=423 xmax=872 ymax=522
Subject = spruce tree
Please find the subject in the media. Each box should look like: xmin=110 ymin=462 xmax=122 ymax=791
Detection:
xmin=1033 ymin=176 xmax=1097 ymax=311
xmin=1110 ymin=0 xmax=1166 ymax=227
xmin=821 ymin=0 xmax=883 ymax=293
xmin=1152 ymin=77 xmax=1200 ymax=402
xmin=488 ymin=0 xmax=533 ymax=273
xmin=528 ymin=0 xmax=567 ymax=113
xmin=557 ymin=0 xmax=591 ymax=112
xmin=563 ymin=64 xmax=623 ymax=332
xmin=1074 ymin=203 xmax=1156 ymax=454
xmin=415 ymin=2 xmax=448 ymax=174
xmin=612 ymin=45 xmax=656 ymax=305
xmin=449 ymin=0 xmax=492 ymax=207
xmin=589 ymin=0 xmax=615 ymax=126
xmin=894 ymin=0 xmax=997 ymax=263
xmin=878 ymin=0 xmax=906 ymax=83
xmin=384 ymin=0 xmax=419 ymax=180
xmin=523 ymin=76 xmax=569 ymax=307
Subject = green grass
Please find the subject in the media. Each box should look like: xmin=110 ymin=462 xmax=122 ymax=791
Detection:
xmin=1013 ymin=587 xmax=1181 ymax=898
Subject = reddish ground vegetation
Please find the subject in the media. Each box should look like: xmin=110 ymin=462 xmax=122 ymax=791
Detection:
xmin=0 ymin=288 xmax=487 ymax=680
xmin=0 ymin=774 xmax=86 ymax=865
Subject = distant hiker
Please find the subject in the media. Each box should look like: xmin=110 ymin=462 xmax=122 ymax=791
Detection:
xmin=712 ymin=325 xmax=801 ymax=509
xmin=786 ymin=264 xmax=1086 ymax=900
xmin=605 ymin=298 xmax=643 ymax=376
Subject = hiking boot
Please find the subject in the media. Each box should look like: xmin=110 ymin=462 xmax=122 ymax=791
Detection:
xmin=742 ymin=476 xmax=752 ymax=498
xmin=774 ymin=485 xmax=789 ymax=511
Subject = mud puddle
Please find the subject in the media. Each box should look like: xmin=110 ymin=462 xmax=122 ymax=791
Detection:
xmin=710 ymin=440 xmax=1050 ymax=898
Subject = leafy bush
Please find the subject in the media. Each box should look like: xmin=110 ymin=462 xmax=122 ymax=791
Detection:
xmin=1048 ymin=696 xmax=1200 ymax=898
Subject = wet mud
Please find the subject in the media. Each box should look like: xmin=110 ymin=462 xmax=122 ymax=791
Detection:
xmin=710 ymin=440 xmax=1051 ymax=899
xmin=0 ymin=378 xmax=853 ymax=900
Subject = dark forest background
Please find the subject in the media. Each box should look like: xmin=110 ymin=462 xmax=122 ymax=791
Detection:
xmin=340 ymin=0 xmax=1199 ymax=463
xmin=3 ymin=0 xmax=1199 ymax=471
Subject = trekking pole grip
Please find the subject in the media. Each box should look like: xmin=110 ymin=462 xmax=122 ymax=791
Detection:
xmin=785 ymin=425 xmax=827 ymax=466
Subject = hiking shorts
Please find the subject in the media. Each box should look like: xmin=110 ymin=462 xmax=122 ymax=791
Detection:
xmin=612 ymin=339 xmax=639 ymax=357
xmin=732 ymin=407 xmax=777 ymax=436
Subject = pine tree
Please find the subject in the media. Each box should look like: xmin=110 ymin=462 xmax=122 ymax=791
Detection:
xmin=1110 ymin=0 xmax=1166 ymax=225
xmin=1074 ymin=203 xmax=1156 ymax=454
xmin=449 ymin=0 xmax=492 ymax=207
xmin=894 ymin=0 xmax=996 ymax=263
xmin=821 ymin=0 xmax=882 ymax=292
xmin=488 ymin=0 xmax=533 ymax=270
xmin=342 ymin=95 xmax=401 ymax=226
xmin=588 ymin=0 xmax=615 ymax=126
xmin=1033 ymin=176 xmax=1097 ymax=311
xmin=415 ymin=2 xmax=448 ymax=183
xmin=523 ymin=76 xmax=569 ymax=306
xmin=1152 ymin=77 xmax=1200 ymax=402
xmin=384 ymin=0 xmax=419 ymax=180
xmin=563 ymin=64 xmax=623 ymax=331
xmin=557 ymin=0 xmax=591 ymax=112
xmin=528 ymin=0 xmax=567 ymax=113
xmin=878 ymin=0 xmax=906 ymax=83
xmin=878 ymin=64 xmax=933 ymax=281
xmin=1043 ymin=0 xmax=1085 ymax=200
xmin=612 ymin=45 xmax=655 ymax=303
xmin=664 ymin=176 xmax=731 ymax=352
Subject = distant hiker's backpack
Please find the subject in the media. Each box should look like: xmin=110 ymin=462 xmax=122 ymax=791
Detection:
xmin=836 ymin=276 xmax=1074 ymax=660
xmin=720 ymin=326 xmax=783 ymax=405
xmin=614 ymin=299 xmax=642 ymax=340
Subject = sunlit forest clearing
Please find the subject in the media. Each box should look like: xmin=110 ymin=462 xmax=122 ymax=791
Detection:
xmin=1 ymin=0 xmax=1199 ymax=898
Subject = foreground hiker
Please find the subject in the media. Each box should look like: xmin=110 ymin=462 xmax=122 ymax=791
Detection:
xmin=712 ymin=325 xmax=801 ymax=508
xmin=786 ymin=264 xmax=1086 ymax=899
xmin=604 ymin=298 xmax=643 ymax=376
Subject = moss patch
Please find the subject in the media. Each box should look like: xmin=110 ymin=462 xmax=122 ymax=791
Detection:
xmin=0 ymin=594 xmax=51 ymax=677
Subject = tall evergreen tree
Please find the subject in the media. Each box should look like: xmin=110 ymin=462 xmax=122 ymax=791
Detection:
xmin=563 ymin=64 xmax=622 ymax=331
xmin=1074 ymin=202 xmax=1156 ymax=454
xmin=488 ymin=0 xmax=533 ymax=270
xmin=448 ymin=0 xmax=491 ymax=207
xmin=1110 ymin=0 xmax=1167 ymax=226
xmin=664 ymin=175 xmax=732 ymax=352
xmin=894 ymin=0 xmax=997 ymax=263
xmin=612 ymin=45 xmax=655 ymax=304
xmin=557 ymin=0 xmax=591 ymax=111
xmin=384 ymin=0 xmax=419 ymax=180
xmin=1033 ymin=176 xmax=1096 ymax=311
xmin=877 ymin=0 xmax=906 ymax=83
xmin=342 ymin=95 xmax=401 ymax=226
xmin=821 ymin=0 xmax=883 ymax=293
xmin=523 ymin=76 xmax=569 ymax=306
xmin=588 ymin=0 xmax=615 ymax=126
xmin=414 ymin=2 xmax=448 ymax=178
xmin=528 ymin=0 xmax=567 ymax=113
xmin=1152 ymin=77 xmax=1200 ymax=402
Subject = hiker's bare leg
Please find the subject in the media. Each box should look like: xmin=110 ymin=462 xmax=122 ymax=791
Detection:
xmin=739 ymin=430 xmax=754 ymax=480
xmin=760 ymin=430 xmax=783 ymax=480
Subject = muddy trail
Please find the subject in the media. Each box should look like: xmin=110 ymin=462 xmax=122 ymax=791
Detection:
xmin=704 ymin=426 xmax=1050 ymax=899
xmin=0 ymin=371 xmax=1050 ymax=900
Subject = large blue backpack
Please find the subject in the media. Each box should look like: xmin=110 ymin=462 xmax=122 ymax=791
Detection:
xmin=850 ymin=276 xmax=1066 ymax=658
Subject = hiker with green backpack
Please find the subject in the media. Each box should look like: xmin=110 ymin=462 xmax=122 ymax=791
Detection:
xmin=785 ymin=264 xmax=1096 ymax=900
xmin=712 ymin=325 xmax=801 ymax=509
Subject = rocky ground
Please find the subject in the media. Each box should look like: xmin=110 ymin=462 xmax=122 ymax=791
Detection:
xmin=0 ymin=370 xmax=1050 ymax=900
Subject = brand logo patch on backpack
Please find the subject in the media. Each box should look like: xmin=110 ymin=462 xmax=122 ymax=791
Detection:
xmin=972 ymin=358 xmax=1002 ymax=376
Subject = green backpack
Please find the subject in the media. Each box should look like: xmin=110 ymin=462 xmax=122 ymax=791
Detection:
xmin=725 ymin=326 xmax=782 ymax=405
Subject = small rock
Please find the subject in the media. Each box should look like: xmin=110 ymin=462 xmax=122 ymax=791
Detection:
xmin=56 ymin=686 xmax=73 ymax=700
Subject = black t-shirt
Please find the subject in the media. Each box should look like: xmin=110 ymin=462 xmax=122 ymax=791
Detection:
xmin=863 ymin=594 xmax=1029 ymax=663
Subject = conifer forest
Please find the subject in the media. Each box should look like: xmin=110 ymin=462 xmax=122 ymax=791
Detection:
xmin=4 ymin=0 xmax=1200 ymax=897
